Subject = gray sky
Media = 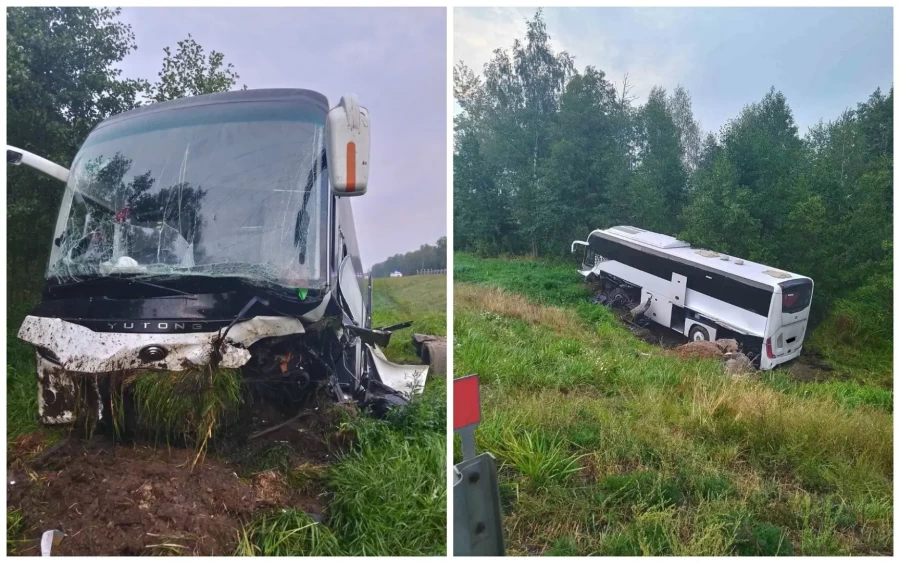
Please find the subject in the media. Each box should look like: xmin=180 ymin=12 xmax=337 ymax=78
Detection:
xmin=117 ymin=7 xmax=447 ymax=270
xmin=455 ymin=7 xmax=893 ymax=136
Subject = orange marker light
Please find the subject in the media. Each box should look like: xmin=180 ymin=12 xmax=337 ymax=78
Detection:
xmin=346 ymin=141 xmax=356 ymax=192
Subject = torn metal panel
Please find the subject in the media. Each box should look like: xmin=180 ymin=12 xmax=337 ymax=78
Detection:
xmin=298 ymin=291 xmax=331 ymax=323
xmin=367 ymin=344 xmax=428 ymax=397
xmin=19 ymin=315 xmax=304 ymax=373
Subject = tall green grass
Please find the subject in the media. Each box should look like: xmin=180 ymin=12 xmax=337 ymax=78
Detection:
xmin=327 ymin=385 xmax=446 ymax=555
xmin=454 ymin=253 xmax=892 ymax=555
xmin=807 ymin=279 xmax=893 ymax=388
xmin=370 ymin=274 xmax=447 ymax=363
xmin=235 ymin=510 xmax=341 ymax=556
xmin=131 ymin=367 xmax=243 ymax=453
xmin=7 ymin=277 xmax=44 ymax=441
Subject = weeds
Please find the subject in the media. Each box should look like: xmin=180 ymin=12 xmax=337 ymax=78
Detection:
xmin=235 ymin=509 xmax=341 ymax=556
xmin=7 ymin=509 xmax=28 ymax=555
xmin=494 ymin=430 xmax=583 ymax=489
xmin=132 ymin=366 xmax=243 ymax=459
xmin=328 ymin=387 xmax=447 ymax=555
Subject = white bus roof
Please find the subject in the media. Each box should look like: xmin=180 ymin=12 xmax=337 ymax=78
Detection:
xmin=593 ymin=226 xmax=811 ymax=290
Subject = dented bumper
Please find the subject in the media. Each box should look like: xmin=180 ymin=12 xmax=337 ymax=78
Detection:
xmin=18 ymin=315 xmax=305 ymax=373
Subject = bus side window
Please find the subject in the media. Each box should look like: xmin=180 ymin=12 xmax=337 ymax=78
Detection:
xmin=584 ymin=248 xmax=596 ymax=267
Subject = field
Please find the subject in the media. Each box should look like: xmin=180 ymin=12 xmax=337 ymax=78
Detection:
xmin=7 ymin=274 xmax=447 ymax=556
xmin=454 ymin=254 xmax=892 ymax=556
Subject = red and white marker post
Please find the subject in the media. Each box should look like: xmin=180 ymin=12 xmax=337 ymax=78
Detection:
xmin=453 ymin=374 xmax=481 ymax=461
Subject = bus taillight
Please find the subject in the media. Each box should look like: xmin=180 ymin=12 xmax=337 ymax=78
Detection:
xmin=765 ymin=337 xmax=775 ymax=358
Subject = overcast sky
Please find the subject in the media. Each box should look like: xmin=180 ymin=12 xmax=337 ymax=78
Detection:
xmin=116 ymin=7 xmax=446 ymax=270
xmin=455 ymin=7 xmax=893 ymax=136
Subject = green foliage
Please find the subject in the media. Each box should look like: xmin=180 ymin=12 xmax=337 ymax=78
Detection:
xmin=547 ymin=537 xmax=581 ymax=555
xmin=598 ymin=471 xmax=685 ymax=508
xmin=7 ymin=508 xmax=28 ymax=555
xmin=735 ymin=521 xmax=794 ymax=556
xmin=370 ymin=237 xmax=447 ymax=278
xmin=235 ymin=509 xmax=341 ymax=556
xmin=326 ymin=388 xmax=446 ymax=555
xmin=132 ymin=367 xmax=243 ymax=449
xmin=807 ymin=268 xmax=893 ymax=387
xmin=494 ymin=430 xmax=583 ymax=489
xmin=370 ymin=273 xmax=446 ymax=363
xmin=453 ymin=9 xmax=893 ymax=335
xmin=148 ymin=34 xmax=244 ymax=102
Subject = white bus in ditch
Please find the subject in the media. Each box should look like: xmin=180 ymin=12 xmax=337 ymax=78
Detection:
xmin=572 ymin=226 xmax=814 ymax=370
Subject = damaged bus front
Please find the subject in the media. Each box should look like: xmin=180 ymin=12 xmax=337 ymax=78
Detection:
xmin=11 ymin=88 xmax=425 ymax=426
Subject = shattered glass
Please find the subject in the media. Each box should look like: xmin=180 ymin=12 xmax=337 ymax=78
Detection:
xmin=47 ymin=101 xmax=329 ymax=289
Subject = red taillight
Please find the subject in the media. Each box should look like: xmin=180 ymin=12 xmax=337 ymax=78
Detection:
xmin=783 ymin=293 xmax=798 ymax=308
xmin=765 ymin=337 xmax=775 ymax=359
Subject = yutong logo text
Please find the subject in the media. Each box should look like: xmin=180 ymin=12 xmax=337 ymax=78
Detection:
xmin=106 ymin=322 xmax=208 ymax=331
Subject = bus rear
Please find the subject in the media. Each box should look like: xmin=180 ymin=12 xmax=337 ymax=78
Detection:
xmin=761 ymin=278 xmax=814 ymax=369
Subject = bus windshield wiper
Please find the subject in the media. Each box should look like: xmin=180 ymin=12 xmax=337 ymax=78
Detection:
xmin=49 ymin=276 xmax=194 ymax=296
xmin=295 ymin=150 xmax=325 ymax=265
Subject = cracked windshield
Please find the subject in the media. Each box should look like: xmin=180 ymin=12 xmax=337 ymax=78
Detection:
xmin=50 ymin=101 xmax=328 ymax=288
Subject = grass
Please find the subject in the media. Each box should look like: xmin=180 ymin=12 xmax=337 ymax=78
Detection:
xmin=7 ymin=509 xmax=28 ymax=555
xmin=370 ymin=273 xmax=447 ymax=363
xmin=454 ymin=253 xmax=892 ymax=556
xmin=131 ymin=367 xmax=243 ymax=454
xmin=235 ymin=510 xmax=341 ymax=556
xmin=806 ymin=283 xmax=893 ymax=389
xmin=326 ymin=389 xmax=446 ymax=555
xmin=7 ymin=277 xmax=44 ymax=441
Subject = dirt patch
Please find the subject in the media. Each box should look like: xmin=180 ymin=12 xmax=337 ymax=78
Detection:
xmin=672 ymin=338 xmax=739 ymax=360
xmin=784 ymin=355 xmax=843 ymax=383
xmin=11 ymin=441 xmax=239 ymax=555
xmin=6 ymin=398 xmax=351 ymax=556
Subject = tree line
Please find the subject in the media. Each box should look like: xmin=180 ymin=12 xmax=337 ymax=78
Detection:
xmin=453 ymin=9 xmax=892 ymax=318
xmin=370 ymin=237 xmax=447 ymax=278
xmin=7 ymin=7 xmax=243 ymax=282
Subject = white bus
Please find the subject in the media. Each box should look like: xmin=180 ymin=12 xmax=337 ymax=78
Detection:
xmin=572 ymin=226 xmax=814 ymax=370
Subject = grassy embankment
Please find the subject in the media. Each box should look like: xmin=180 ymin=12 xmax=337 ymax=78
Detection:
xmin=7 ymin=274 xmax=447 ymax=556
xmin=454 ymin=253 xmax=891 ymax=556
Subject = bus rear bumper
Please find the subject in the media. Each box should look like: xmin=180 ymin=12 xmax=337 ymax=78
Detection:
xmin=760 ymin=345 xmax=803 ymax=370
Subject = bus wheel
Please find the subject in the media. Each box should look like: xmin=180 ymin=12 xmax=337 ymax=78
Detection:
xmin=689 ymin=325 xmax=711 ymax=342
xmin=608 ymin=288 xmax=630 ymax=308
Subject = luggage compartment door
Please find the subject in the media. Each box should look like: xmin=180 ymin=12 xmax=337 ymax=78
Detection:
xmin=642 ymin=289 xmax=672 ymax=328
xmin=671 ymin=273 xmax=687 ymax=306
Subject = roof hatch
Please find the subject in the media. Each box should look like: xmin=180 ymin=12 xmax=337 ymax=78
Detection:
xmin=608 ymin=226 xmax=690 ymax=249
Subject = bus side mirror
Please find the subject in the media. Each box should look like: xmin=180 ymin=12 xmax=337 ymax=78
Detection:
xmin=571 ymin=240 xmax=588 ymax=254
xmin=325 ymin=95 xmax=370 ymax=197
xmin=7 ymin=145 xmax=70 ymax=183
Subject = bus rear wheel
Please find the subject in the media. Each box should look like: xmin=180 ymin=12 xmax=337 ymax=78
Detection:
xmin=689 ymin=325 xmax=711 ymax=342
